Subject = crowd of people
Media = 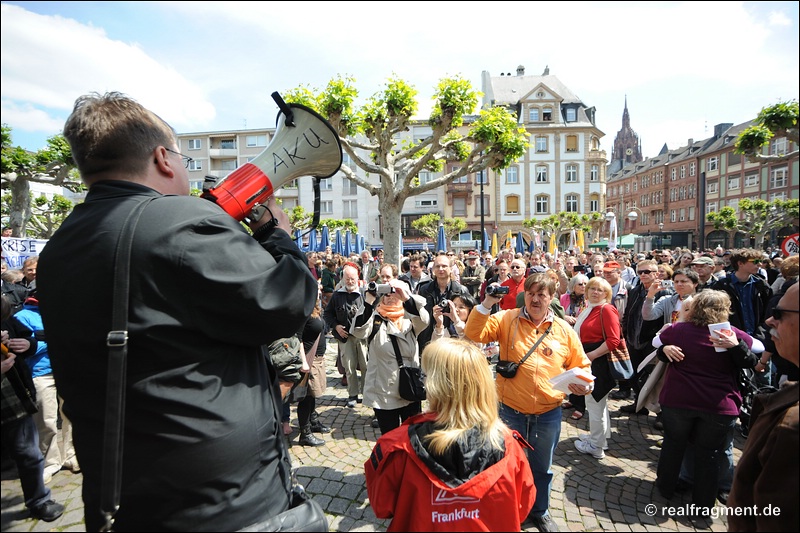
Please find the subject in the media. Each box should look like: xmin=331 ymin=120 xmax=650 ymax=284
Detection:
xmin=0 ymin=92 xmax=796 ymax=532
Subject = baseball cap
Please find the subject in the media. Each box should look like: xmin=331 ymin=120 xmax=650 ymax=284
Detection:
xmin=467 ymin=251 xmax=479 ymax=258
xmin=603 ymin=261 xmax=621 ymax=272
xmin=691 ymin=256 xmax=714 ymax=266
xmin=529 ymin=265 xmax=548 ymax=273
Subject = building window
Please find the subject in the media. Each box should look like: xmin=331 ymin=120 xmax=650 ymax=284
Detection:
xmin=689 ymin=206 xmax=695 ymax=220
xmin=671 ymin=168 xmax=677 ymax=181
xmin=475 ymin=195 xmax=490 ymax=217
xmin=680 ymin=165 xmax=686 ymax=179
xmin=707 ymin=156 xmax=718 ymax=171
xmin=770 ymin=191 xmax=787 ymax=201
xmin=246 ymin=135 xmax=267 ymax=147
xmin=670 ymin=210 xmax=677 ymax=222
xmin=770 ymin=166 xmax=788 ymax=188
xmin=566 ymin=164 xmax=578 ymax=182
xmin=220 ymin=159 xmax=237 ymax=171
xmin=535 ymin=195 xmax=549 ymax=214
xmin=505 ymin=167 xmax=519 ymax=184
xmin=590 ymin=165 xmax=599 ymax=182
xmin=536 ymin=136 xmax=548 ymax=152
xmin=536 ymin=166 xmax=548 ymax=183
xmin=188 ymin=159 xmax=202 ymax=171
xmin=590 ymin=198 xmax=599 ymax=212
xmin=679 ymin=208 xmax=685 ymax=221
xmin=320 ymin=200 xmax=333 ymax=214
xmin=771 ymin=137 xmax=787 ymax=156
xmin=729 ymin=151 xmax=741 ymax=166
xmin=414 ymin=199 xmax=438 ymax=208
xmin=689 ymin=162 xmax=696 ymax=176
xmin=453 ymin=196 xmax=467 ymax=217
xmin=707 ymin=180 xmax=718 ymax=194
xmin=220 ymin=139 xmax=235 ymax=150
xmin=320 ymin=178 xmax=332 ymax=191
xmin=728 ymin=176 xmax=740 ymax=190
xmin=727 ymin=198 xmax=739 ymax=212
xmin=419 ymin=171 xmax=433 ymax=185
xmin=506 ymin=195 xmax=520 ymax=215
xmin=744 ymin=172 xmax=759 ymax=187
xmin=343 ymin=177 xmax=358 ymax=195
xmin=688 ymin=184 xmax=696 ymax=198
xmin=706 ymin=201 xmax=717 ymax=213
xmin=543 ymin=108 xmax=553 ymax=121
xmin=566 ymin=135 xmax=578 ymax=152
xmin=565 ymin=194 xmax=578 ymax=212
xmin=566 ymin=108 xmax=576 ymax=122
xmin=188 ymin=138 xmax=202 ymax=150
xmin=529 ymin=108 xmax=539 ymax=122
xmin=342 ymin=200 xmax=358 ymax=218
xmin=476 ymin=170 xmax=488 ymax=184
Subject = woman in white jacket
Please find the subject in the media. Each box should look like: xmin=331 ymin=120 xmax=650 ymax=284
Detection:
xmin=353 ymin=278 xmax=430 ymax=434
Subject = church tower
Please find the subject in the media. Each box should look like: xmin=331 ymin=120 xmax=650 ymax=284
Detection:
xmin=608 ymin=96 xmax=642 ymax=174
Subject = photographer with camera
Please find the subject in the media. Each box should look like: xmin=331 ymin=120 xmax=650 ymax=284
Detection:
xmin=465 ymin=272 xmax=591 ymax=532
xmin=352 ymin=278 xmax=430 ymax=434
xmin=416 ymin=253 xmax=471 ymax=353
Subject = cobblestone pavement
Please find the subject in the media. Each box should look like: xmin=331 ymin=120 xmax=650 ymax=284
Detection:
xmin=2 ymin=340 xmax=745 ymax=532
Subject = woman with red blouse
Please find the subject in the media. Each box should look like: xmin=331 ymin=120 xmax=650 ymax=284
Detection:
xmin=571 ymin=276 xmax=624 ymax=460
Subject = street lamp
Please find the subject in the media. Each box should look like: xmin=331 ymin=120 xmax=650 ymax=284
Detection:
xmin=605 ymin=206 xmax=644 ymax=250
xmin=658 ymin=222 xmax=664 ymax=249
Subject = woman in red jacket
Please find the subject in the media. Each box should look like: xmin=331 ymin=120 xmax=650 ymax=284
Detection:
xmin=365 ymin=337 xmax=535 ymax=532
xmin=572 ymin=276 xmax=623 ymax=460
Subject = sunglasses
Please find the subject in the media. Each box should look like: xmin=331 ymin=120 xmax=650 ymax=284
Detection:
xmin=772 ymin=307 xmax=799 ymax=320
xmin=748 ymin=259 xmax=763 ymax=264
xmin=510 ymin=265 xmax=524 ymax=269
xmin=637 ymin=269 xmax=653 ymax=275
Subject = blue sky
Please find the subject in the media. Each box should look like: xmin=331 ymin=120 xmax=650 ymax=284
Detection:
xmin=2 ymin=1 xmax=798 ymax=158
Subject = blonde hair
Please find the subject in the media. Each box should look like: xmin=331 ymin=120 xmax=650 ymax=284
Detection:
xmin=687 ymin=290 xmax=732 ymax=326
xmin=585 ymin=276 xmax=613 ymax=303
xmin=421 ymin=338 xmax=506 ymax=455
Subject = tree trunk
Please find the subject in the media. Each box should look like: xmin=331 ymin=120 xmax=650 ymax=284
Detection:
xmin=9 ymin=177 xmax=31 ymax=237
xmin=378 ymin=193 xmax=406 ymax=268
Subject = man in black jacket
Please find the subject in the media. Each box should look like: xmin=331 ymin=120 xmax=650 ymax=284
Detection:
xmin=416 ymin=252 xmax=470 ymax=351
xmin=37 ymin=92 xmax=318 ymax=532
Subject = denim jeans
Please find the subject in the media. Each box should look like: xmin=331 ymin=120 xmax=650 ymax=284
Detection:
xmin=657 ymin=406 xmax=737 ymax=510
xmin=499 ymin=403 xmax=562 ymax=518
xmin=679 ymin=439 xmax=734 ymax=491
xmin=1 ymin=415 xmax=52 ymax=509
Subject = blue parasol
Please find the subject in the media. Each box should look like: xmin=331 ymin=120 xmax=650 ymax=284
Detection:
xmin=436 ymin=223 xmax=447 ymax=254
xmin=354 ymin=231 xmax=363 ymax=254
xmin=515 ymin=232 xmax=525 ymax=254
xmin=294 ymin=229 xmax=304 ymax=251
xmin=320 ymin=224 xmax=330 ymax=251
xmin=333 ymin=228 xmax=343 ymax=255
xmin=482 ymin=228 xmax=490 ymax=253
xmin=343 ymin=229 xmax=352 ymax=258
xmin=307 ymin=227 xmax=318 ymax=252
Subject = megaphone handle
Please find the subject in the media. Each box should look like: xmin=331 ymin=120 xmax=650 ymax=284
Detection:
xmin=271 ymin=92 xmax=295 ymax=127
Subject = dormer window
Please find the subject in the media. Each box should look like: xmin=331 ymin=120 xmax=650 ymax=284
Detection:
xmin=543 ymin=108 xmax=553 ymax=121
xmin=566 ymin=108 xmax=576 ymax=122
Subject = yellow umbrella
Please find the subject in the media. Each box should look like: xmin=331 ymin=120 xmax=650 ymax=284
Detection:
xmin=576 ymin=230 xmax=585 ymax=254
xmin=491 ymin=233 xmax=499 ymax=257
xmin=548 ymin=233 xmax=557 ymax=255
xmin=505 ymin=230 xmax=513 ymax=250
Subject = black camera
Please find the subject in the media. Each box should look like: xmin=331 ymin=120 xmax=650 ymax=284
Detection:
xmin=486 ymin=285 xmax=510 ymax=297
xmin=439 ymin=299 xmax=452 ymax=311
xmin=367 ymin=282 xmax=394 ymax=295
xmin=573 ymin=264 xmax=586 ymax=272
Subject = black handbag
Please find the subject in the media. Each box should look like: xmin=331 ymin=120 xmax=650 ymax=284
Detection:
xmin=496 ymin=324 xmax=552 ymax=379
xmin=389 ymin=335 xmax=426 ymax=402
xmin=101 ymin=199 xmax=327 ymax=532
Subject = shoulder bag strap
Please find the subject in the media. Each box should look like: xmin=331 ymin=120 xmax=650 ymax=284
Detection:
xmin=517 ymin=323 xmax=552 ymax=367
xmin=101 ymin=198 xmax=154 ymax=532
xmin=389 ymin=334 xmax=404 ymax=367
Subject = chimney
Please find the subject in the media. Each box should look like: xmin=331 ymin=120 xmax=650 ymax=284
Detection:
xmin=517 ymin=65 xmax=525 ymax=76
xmin=687 ymin=138 xmax=693 ymax=146
xmin=714 ymin=123 xmax=733 ymax=139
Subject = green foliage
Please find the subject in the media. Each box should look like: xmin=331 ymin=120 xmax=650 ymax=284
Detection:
xmin=707 ymin=198 xmax=799 ymax=246
xmin=411 ymin=214 xmax=467 ymax=241
xmin=735 ymin=100 xmax=798 ymax=160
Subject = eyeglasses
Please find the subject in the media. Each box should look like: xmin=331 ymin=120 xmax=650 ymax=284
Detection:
xmin=747 ymin=259 xmax=763 ymax=264
xmin=446 ymin=253 xmax=455 ymax=256
xmin=637 ymin=270 xmax=653 ymax=275
xmin=772 ymin=307 xmax=799 ymax=320
xmin=165 ymin=148 xmax=193 ymax=168
xmin=510 ymin=265 xmax=524 ymax=269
